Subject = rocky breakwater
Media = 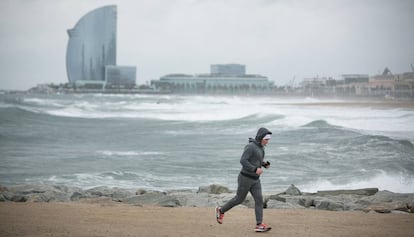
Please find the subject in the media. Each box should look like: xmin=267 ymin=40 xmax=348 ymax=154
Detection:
xmin=266 ymin=184 xmax=414 ymax=214
xmin=1 ymin=184 xmax=413 ymax=214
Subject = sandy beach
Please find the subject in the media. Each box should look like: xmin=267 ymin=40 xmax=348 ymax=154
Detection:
xmin=1 ymin=202 xmax=413 ymax=237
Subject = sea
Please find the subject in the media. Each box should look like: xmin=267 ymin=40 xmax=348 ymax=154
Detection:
xmin=1 ymin=93 xmax=413 ymax=193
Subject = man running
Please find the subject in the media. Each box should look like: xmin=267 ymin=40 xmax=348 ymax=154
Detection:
xmin=215 ymin=127 xmax=272 ymax=232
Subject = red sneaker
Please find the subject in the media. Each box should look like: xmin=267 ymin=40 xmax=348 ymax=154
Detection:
xmin=254 ymin=223 xmax=272 ymax=232
xmin=215 ymin=207 xmax=224 ymax=224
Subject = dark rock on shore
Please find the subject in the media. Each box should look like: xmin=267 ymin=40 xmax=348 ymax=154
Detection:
xmin=264 ymin=186 xmax=413 ymax=213
xmin=124 ymin=191 xmax=180 ymax=207
xmin=284 ymin=184 xmax=302 ymax=196
xmin=316 ymin=188 xmax=379 ymax=196
xmin=0 ymin=184 xmax=81 ymax=202
xmin=1 ymin=184 xmax=413 ymax=214
xmin=197 ymin=184 xmax=230 ymax=194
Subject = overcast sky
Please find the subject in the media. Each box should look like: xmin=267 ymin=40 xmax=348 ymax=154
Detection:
xmin=1 ymin=0 xmax=414 ymax=90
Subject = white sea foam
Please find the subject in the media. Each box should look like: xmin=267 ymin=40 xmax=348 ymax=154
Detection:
xmin=47 ymin=173 xmax=134 ymax=189
xmin=96 ymin=150 xmax=163 ymax=157
xmin=23 ymin=98 xmax=64 ymax=107
xmin=25 ymin=95 xmax=413 ymax=142
xmin=23 ymin=95 xmax=413 ymax=134
xmin=300 ymin=171 xmax=414 ymax=193
xmin=268 ymin=103 xmax=414 ymax=139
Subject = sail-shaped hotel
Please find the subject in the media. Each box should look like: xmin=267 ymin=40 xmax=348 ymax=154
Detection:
xmin=66 ymin=5 xmax=135 ymax=89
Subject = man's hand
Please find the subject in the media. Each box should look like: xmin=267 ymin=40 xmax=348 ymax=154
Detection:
xmin=256 ymin=168 xmax=263 ymax=175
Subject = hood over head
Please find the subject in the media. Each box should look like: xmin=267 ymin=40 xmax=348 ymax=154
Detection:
xmin=255 ymin=127 xmax=272 ymax=142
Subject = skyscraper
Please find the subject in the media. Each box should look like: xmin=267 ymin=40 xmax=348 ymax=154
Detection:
xmin=66 ymin=5 xmax=117 ymax=84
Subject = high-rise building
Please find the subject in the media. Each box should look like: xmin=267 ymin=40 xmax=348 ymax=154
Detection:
xmin=66 ymin=5 xmax=135 ymax=89
xmin=66 ymin=5 xmax=117 ymax=84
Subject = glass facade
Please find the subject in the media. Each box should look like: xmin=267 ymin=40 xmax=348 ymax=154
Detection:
xmin=152 ymin=64 xmax=272 ymax=93
xmin=66 ymin=5 xmax=117 ymax=84
xmin=211 ymin=64 xmax=246 ymax=76
xmin=105 ymin=65 xmax=136 ymax=89
xmin=152 ymin=73 xmax=273 ymax=94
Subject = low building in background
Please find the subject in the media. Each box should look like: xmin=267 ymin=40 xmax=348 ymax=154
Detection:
xmin=335 ymin=74 xmax=370 ymax=96
xmin=105 ymin=66 xmax=136 ymax=89
xmin=210 ymin=64 xmax=245 ymax=76
xmin=151 ymin=64 xmax=273 ymax=94
xmin=334 ymin=68 xmax=414 ymax=98
xmin=296 ymin=68 xmax=414 ymax=99
xmin=299 ymin=76 xmax=337 ymax=96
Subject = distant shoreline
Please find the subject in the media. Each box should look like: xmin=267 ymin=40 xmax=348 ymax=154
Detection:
xmin=276 ymin=100 xmax=414 ymax=109
xmin=1 ymin=90 xmax=413 ymax=109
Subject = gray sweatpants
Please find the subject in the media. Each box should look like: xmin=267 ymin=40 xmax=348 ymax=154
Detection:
xmin=220 ymin=173 xmax=263 ymax=224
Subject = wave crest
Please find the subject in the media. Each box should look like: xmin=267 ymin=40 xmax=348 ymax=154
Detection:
xmin=302 ymin=120 xmax=333 ymax=128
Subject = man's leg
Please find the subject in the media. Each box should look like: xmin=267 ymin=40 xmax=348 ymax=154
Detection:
xmin=250 ymin=179 xmax=263 ymax=225
xmin=221 ymin=174 xmax=251 ymax=213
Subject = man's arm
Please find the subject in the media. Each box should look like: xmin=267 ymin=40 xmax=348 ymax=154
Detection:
xmin=240 ymin=146 xmax=258 ymax=173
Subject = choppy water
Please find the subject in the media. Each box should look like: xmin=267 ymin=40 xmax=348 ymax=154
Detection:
xmin=1 ymin=93 xmax=413 ymax=193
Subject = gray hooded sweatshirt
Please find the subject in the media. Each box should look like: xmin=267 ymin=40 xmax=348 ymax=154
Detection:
xmin=240 ymin=127 xmax=272 ymax=179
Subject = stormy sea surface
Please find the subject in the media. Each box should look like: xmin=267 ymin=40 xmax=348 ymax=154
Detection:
xmin=1 ymin=93 xmax=413 ymax=193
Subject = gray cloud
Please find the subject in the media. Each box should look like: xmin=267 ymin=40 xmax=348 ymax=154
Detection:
xmin=1 ymin=0 xmax=413 ymax=90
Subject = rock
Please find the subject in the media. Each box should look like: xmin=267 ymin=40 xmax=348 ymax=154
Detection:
xmin=241 ymin=194 xmax=255 ymax=208
xmin=407 ymin=201 xmax=414 ymax=213
xmin=123 ymin=192 xmax=181 ymax=207
xmin=136 ymin=189 xmax=147 ymax=195
xmin=158 ymin=197 xmax=181 ymax=207
xmin=314 ymin=200 xmax=344 ymax=211
xmin=197 ymin=184 xmax=230 ymax=194
xmin=171 ymin=192 xmax=206 ymax=207
xmin=360 ymin=191 xmax=414 ymax=213
xmin=168 ymin=191 xmax=234 ymax=208
xmin=366 ymin=202 xmax=413 ymax=214
xmin=208 ymin=193 xmax=239 ymax=208
xmin=84 ymin=186 xmax=134 ymax=201
xmin=25 ymin=193 xmax=50 ymax=202
xmin=265 ymin=194 xmax=306 ymax=209
xmin=285 ymin=184 xmax=302 ymax=196
xmin=5 ymin=184 xmax=75 ymax=202
xmin=6 ymin=184 xmax=58 ymax=195
xmin=46 ymin=190 xmax=72 ymax=202
xmin=70 ymin=191 xmax=89 ymax=201
xmin=374 ymin=208 xmax=392 ymax=214
xmin=85 ymin=186 xmax=114 ymax=197
xmin=369 ymin=190 xmax=414 ymax=203
xmin=0 ymin=186 xmax=8 ymax=192
xmin=267 ymin=194 xmax=286 ymax=203
xmin=11 ymin=195 xmax=27 ymax=202
xmin=267 ymin=199 xmax=304 ymax=209
xmin=317 ymin=188 xmax=378 ymax=196
xmin=393 ymin=204 xmax=411 ymax=213
xmin=1 ymin=183 xmax=412 ymax=212
xmin=111 ymin=188 xmax=134 ymax=201
xmin=298 ymin=197 xmax=314 ymax=208
xmin=0 ymin=191 xmax=14 ymax=201
xmin=391 ymin=210 xmax=410 ymax=214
